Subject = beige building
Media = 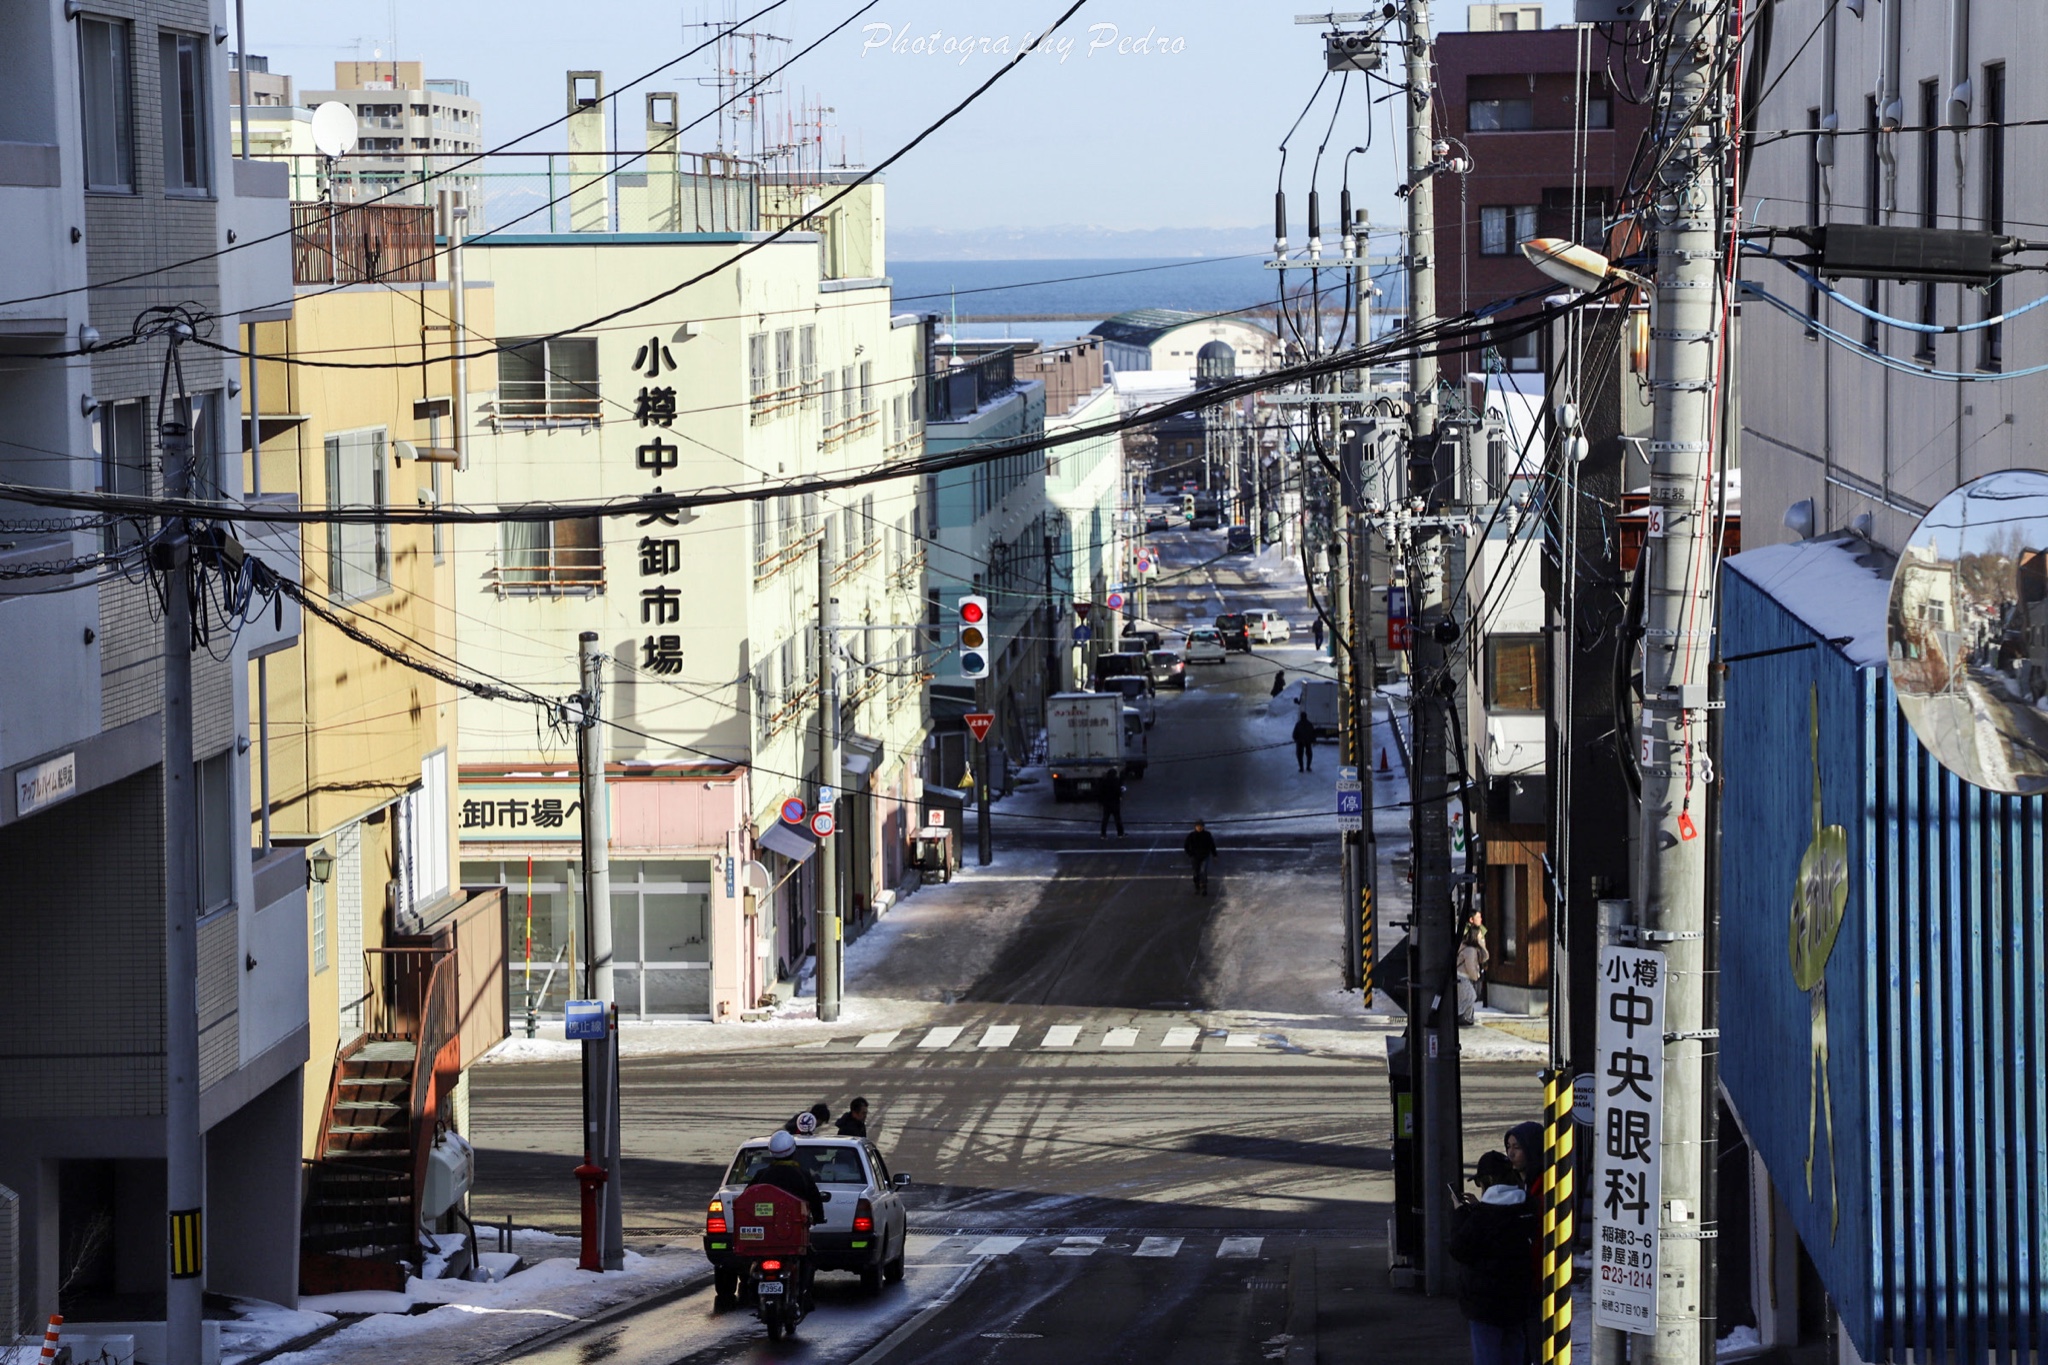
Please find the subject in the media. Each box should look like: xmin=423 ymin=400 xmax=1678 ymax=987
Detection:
xmin=301 ymin=60 xmax=482 ymax=212
xmin=1092 ymin=309 xmax=1282 ymax=379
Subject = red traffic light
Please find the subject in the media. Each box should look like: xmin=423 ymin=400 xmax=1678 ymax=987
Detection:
xmin=960 ymin=599 xmax=985 ymax=624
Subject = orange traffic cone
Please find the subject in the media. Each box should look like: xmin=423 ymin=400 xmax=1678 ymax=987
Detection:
xmin=1379 ymin=748 xmax=1390 ymax=772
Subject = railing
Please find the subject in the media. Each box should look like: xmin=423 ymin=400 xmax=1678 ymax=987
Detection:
xmin=292 ymin=202 xmax=438 ymax=285
xmin=928 ymin=348 xmax=1018 ymax=422
xmin=362 ymin=945 xmax=461 ymax=1256
xmin=490 ymin=545 xmax=605 ymax=595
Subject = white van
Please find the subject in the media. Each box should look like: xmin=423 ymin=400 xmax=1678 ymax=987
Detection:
xmin=1244 ymin=609 xmax=1292 ymax=645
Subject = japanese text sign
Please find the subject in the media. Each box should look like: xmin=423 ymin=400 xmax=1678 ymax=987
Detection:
xmin=1593 ymin=945 xmax=1666 ymax=1334
xmin=458 ymin=782 xmax=583 ymax=842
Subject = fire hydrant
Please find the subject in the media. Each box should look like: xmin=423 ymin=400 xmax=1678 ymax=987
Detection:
xmin=574 ymin=1160 xmax=608 ymax=1271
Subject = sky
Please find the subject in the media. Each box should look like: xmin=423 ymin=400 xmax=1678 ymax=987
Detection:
xmin=245 ymin=0 xmax=1557 ymax=249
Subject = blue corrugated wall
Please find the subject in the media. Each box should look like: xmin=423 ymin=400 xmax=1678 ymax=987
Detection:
xmin=1721 ymin=563 xmax=2048 ymax=1361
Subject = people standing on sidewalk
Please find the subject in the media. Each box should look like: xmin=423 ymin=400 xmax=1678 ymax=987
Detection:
xmin=1456 ymin=914 xmax=1489 ymax=1025
xmin=1293 ymin=710 xmax=1318 ymax=773
xmin=1449 ymin=1150 xmax=1538 ymax=1365
xmin=1184 ymin=820 xmax=1218 ymax=893
xmin=1098 ymin=779 xmax=1126 ymax=838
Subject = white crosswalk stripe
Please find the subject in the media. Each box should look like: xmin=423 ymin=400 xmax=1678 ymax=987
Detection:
xmin=978 ymin=1024 xmax=1019 ymax=1049
xmin=918 ymin=1026 xmax=964 ymax=1049
xmin=1040 ymin=1024 xmax=1080 ymax=1048
xmin=969 ymin=1236 xmax=1028 ymax=1256
xmin=856 ymin=1031 xmax=900 ymax=1049
xmin=1216 ymin=1237 xmax=1264 ymax=1258
xmin=1050 ymin=1236 xmax=1103 ymax=1257
xmin=1102 ymin=1027 xmax=1139 ymax=1047
xmin=1160 ymin=1026 xmax=1199 ymax=1048
xmin=1224 ymin=1032 xmax=1260 ymax=1047
xmin=1134 ymin=1236 xmax=1184 ymax=1258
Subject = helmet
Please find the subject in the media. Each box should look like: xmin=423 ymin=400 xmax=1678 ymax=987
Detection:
xmin=795 ymin=1112 xmax=819 ymax=1135
xmin=768 ymin=1130 xmax=796 ymax=1157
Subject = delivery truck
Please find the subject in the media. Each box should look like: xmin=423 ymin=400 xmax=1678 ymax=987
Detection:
xmin=1047 ymin=691 xmax=1127 ymax=802
xmin=1298 ymin=678 xmax=1342 ymax=739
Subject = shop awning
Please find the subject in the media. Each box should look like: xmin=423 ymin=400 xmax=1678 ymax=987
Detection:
xmin=842 ymin=733 xmax=883 ymax=785
xmin=756 ymin=819 xmax=820 ymax=864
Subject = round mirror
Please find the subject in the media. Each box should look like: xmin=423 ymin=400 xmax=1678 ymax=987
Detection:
xmin=1888 ymin=469 xmax=2048 ymax=794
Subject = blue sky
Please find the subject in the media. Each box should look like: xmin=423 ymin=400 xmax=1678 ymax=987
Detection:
xmin=246 ymin=1 xmax=1555 ymax=244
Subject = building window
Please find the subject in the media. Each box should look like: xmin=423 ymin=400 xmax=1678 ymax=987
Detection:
xmin=311 ymin=871 xmax=329 ymax=974
xmin=1917 ymin=80 xmax=1940 ymax=359
xmin=79 ymin=17 xmax=134 ymax=191
xmin=775 ymin=328 xmax=795 ymax=398
xmin=1980 ymin=63 xmax=2006 ymax=372
xmin=1495 ymin=328 xmax=1540 ymax=372
xmin=859 ymin=360 xmax=874 ymax=416
xmin=753 ymin=499 xmax=771 ymax=567
xmin=159 ymin=30 xmax=212 ymax=194
xmin=1480 ymin=204 xmax=1538 ymax=256
xmin=1468 ymin=98 xmax=1534 ymax=131
xmin=498 ymin=517 xmax=602 ymax=592
xmin=499 ymin=336 xmax=599 ymax=420
xmin=1587 ymin=94 xmax=1612 ymax=129
xmin=197 ymin=750 xmax=234 ymax=914
xmin=325 ymin=430 xmax=390 ymax=600
xmin=1539 ymin=187 xmax=1610 ymax=248
xmin=1485 ymin=635 xmax=1545 ymax=711
xmin=1493 ymin=864 xmax=1522 ymax=962
xmin=748 ymin=334 xmax=769 ymax=409
xmin=95 ymin=398 xmax=150 ymax=553
xmin=799 ymin=325 xmax=818 ymax=404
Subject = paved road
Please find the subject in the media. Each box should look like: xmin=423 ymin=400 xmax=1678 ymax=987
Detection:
xmin=471 ymin=522 xmax=1536 ymax=1363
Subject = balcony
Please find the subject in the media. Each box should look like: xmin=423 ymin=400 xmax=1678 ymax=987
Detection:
xmin=488 ymin=543 xmax=605 ymax=597
xmin=928 ymin=348 xmax=1017 ymax=422
xmin=292 ymin=202 xmax=438 ymax=285
xmin=0 ymin=141 xmax=77 ymax=336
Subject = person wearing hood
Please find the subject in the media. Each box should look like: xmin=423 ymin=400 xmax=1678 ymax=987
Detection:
xmin=1449 ymin=1150 xmax=1538 ymax=1365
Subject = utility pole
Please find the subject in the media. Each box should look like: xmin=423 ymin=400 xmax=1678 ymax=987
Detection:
xmin=1043 ymin=530 xmax=1060 ymax=699
xmin=1636 ymin=0 xmax=1728 ymax=1358
xmin=1349 ymin=205 xmax=1376 ymax=1006
xmin=158 ymin=345 xmax=204 ymax=1365
xmin=815 ymin=533 xmax=843 ymax=1021
xmin=575 ymin=632 xmax=623 ymax=1270
xmin=1399 ymin=0 xmax=1460 ymax=1299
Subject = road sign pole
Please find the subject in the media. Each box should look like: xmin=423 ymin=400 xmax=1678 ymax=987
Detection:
xmin=817 ymin=529 xmax=842 ymax=1023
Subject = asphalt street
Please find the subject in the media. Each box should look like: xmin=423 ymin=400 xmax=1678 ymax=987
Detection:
xmin=469 ymin=520 xmax=1549 ymax=1364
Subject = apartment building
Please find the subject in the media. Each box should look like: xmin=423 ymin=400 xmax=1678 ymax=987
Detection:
xmin=453 ymin=84 xmax=929 ymax=1020
xmin=1022 ymin=339 xmax=1123 ymax=691
xmin=0 ymin=0 xmax=307 ymax=1326
xmin=299 ymin=61 xmax=482 ymax=213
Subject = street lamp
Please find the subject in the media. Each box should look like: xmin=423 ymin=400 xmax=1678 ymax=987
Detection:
xmin=1519 ymin=236 xmax=1649 ymax=291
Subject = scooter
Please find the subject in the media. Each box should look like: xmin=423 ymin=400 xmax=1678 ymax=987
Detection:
xmin=748 ymin=1254 xmax=806 ymax=1341
xmin=733 ymin=1183 xmax=816 ymax=1341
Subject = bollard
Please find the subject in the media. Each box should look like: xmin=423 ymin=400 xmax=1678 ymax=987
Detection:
xmin=574 ymin=1161 xmax=608 ymax=1272
xmin=37 ymin=1314 xmax=63 ymax=1365
xmin=1538 ymin=1070 xmax=1576 ymax=1364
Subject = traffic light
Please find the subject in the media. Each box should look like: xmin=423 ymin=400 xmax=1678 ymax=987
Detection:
xmin=956 ymin=595 xmax=990 ymax=679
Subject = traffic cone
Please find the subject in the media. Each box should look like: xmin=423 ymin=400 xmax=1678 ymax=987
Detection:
xmin=1379 ymin=748 xmax=1390 ymax=772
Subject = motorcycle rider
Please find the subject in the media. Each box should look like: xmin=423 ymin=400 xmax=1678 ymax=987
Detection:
xmin=749 ymin=1130 xmax=826 ymax=1309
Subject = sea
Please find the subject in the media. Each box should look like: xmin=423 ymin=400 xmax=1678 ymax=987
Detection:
xmin=889 ymin=257 xmax=1405 ymax=345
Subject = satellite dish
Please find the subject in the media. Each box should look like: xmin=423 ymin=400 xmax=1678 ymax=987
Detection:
xmin=1888 ymin=469 xmax=2048 ymax=795
xmin=310 ymin=101 xmax=359 ymax=159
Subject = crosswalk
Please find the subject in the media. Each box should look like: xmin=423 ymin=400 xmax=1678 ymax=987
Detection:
xmin=925 ymin=1232 xmax=1265 ymax=1261
xmin=846 ymin=1025 xmax=1291 ymax=1054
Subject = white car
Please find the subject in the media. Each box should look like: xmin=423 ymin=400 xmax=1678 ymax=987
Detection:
xmin=1184 ymin=628 xmax=1227 ymax=664
xmin=1245 ymin=609 xmax=1292 ymax=645
xmin=703 ymin=1136 xmax=911 ymax=1298
xmin=1101 ymin=675 xmax=1156 ymax=728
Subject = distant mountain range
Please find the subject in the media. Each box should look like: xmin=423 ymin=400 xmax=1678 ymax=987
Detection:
xmin=891 ymin=225 xmax=1280 ymax=261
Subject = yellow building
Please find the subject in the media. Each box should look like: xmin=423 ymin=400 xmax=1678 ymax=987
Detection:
xmin=246 ymin=203 xmax=507 ymax=1288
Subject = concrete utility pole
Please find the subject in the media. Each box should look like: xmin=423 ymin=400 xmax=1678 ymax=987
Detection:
xmin=815 ymin=533 xmax=843 ymax=1021
xmin=575 ymin=632 xmax=623 ymax=1270
xmin=1400 ymin=0 xmax=1461 ymax=1299
xmin=1349 ymin=206 xmax=1376 ymax=1006
xmin=159 ymin=368 xmax=204 ymax=1365
xmin=1636 ymin=0 xmax=1729 ymax=1358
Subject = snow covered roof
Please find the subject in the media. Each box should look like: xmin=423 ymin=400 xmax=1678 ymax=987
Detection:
xmin=1723 ymin=534 xmax=1891 ymax=669
xmin=1092 ymin=309 xmax=1274 ymax=346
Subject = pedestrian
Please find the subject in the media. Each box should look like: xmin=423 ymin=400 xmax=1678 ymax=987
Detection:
xmin=1456 ymin=914 xmax=1489 ymax=1025
xmin=1098 ymin=779 xmax=1126 ymax=838
xmin=784 ymin=1101 xmax=832 ymax=1136
xmin=1184 ymin=819 xmax=1218 ymax=894
xmin=835 ymin=1096 xmax=869 ymax=1137
xmin=1271 ymin=669 xmax=1287 ymax=698
xmin=1312 ymin=616 xmax=1325 ymax=650
xmin=1503 ymin=1120 xmax=1545 ymax=1199
xmin=1449 ymin=1150 xmax=1538 ymax=1365
xmin=1292 ymin=710 xmax=1317 ymax=772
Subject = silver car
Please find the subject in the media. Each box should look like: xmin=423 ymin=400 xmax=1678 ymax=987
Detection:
xmin=702 ymin=1136 xmax=911 ymax=1297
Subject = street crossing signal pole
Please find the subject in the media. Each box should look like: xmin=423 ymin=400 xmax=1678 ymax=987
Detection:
xmin=575 ymin=632 xmax=624 ymax=1270
xmin=816 ymin=535 xmax=843 ymax=1022
xmin=1400 ymin=0 xmax=1462 ymax=1299
xmin=1637 ymin=0 xmax=1729 ymax=1358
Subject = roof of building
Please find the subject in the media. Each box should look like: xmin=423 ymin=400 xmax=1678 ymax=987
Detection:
xmin=1091 ymin=309 xmax=1271 ymax=347
xmin=1724 ymin=534 xmax=1892 ymax=670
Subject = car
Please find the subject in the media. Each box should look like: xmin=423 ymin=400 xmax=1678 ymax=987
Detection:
xmin=1184 ymin=628 xmax=1227 ymax=664
xmin=703 ymin=1136 xmax=911 ymax=1298
xmin=1101 ymin=674 xmax=1156 ymax=728
xmin=1092 ymin=651 xmax=1151 ymax=689
xmin=1224 ymin=525 xmax=1255 ymax=553
xmin=1244 ymin=609 xmax=1291 ymax=645
xmin=1147 ymin=648 xmax=1187 ymax=690
xmin=1120 ymin=626 xmax=1163 ymax=653
xmin=1145 ymin=513 xmax=1173 ymax=532
xmin=1213 ymin=612 xmax=1251 ymax=653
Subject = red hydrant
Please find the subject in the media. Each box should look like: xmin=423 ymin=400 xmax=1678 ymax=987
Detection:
xmin=574 ymin=1160 xmax=608 ymax=1271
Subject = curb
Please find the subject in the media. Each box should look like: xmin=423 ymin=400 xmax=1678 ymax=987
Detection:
xmin=504 ymin=1265 xmax=718 ymax=1359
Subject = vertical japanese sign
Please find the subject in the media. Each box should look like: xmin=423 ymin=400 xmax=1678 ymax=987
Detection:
xmin=633 ymin=334 xmax=686 ymax=676
xmin=1593 ymin=945 xmax=1665 ymax=1334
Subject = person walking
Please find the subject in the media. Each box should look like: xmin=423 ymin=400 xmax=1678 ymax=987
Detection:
xmin=1456 ymin=914 xmax=1489 ymax=1025
xmin=1312 ymin=616 xmax=1326 ymax=651
xmin=1292 ymin=710 xmax=1317 ymax=772
xmin=1098 ymin=779 xmax=1125 ymax=838
xmin=1184 ymin=819 xmax=1218 ymax=894
xmin=835 ymin=1097 xmax=869 ymax=1137
xmin=1449 ymin=1151 xmax=1539 ymax=1365
xmin=1271 ymin=669 xmax=1287 ymax=698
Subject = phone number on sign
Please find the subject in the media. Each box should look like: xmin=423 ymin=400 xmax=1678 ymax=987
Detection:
xmin=1600 ymin=1266 xmax=1655 ymax=1289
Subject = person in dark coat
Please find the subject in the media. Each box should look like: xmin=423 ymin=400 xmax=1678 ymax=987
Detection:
xmin=1504 ymin=1121 xmax=1545 ymax=1198
xmin=1449 ymin=1150 xmax=1538 ymax=1365
xmin=1098 ymin=780 xmax=1125 ymax=837
xmin=1312 ymin=616 xmax=1326 ymax=650
xmin=1292 ymin=710 xmax=1318 ymax=772
xmin=835 ymin=1097 xmax=869 ymax=1137
xmin=1183 ymin=820 xmax=1218 ymax=893
xmin=784 ymin=1102 xmax=832 ymax=1136
xmin=1271 ymin=669 xmax=1287 ymax=697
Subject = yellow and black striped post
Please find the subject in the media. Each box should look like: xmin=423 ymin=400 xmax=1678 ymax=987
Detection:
xmin=1538 ymin=1070 xmax=1574 ymax=1364
xmin=169 ymin=1207 xmax=203 ymax=1279
xmin=1360 ymin=884 xmax=1376 ymax=1005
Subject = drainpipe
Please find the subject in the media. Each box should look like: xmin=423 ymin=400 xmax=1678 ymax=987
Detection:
xmin=1816 ymin=0 xmax=1840 ymax=170
xmin=1948 ymin=0 xmax=1972 ymax=174
xmin=1877 ymin=0 xmax=1903 ymax=215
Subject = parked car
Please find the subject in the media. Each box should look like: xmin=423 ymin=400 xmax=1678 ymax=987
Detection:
xmin=1101 ymin=675 xmax=1156 ymax=728
xmin=1145 ymin=513 xmax=1173 ymax=532
xmin=1214 ymin=612 xmax=1251 ymax=653
xmin=1092 ymin=651 xmax=1151 ymax=689
xmin=1184 ymin=628 xmax=1227 ymax=664
xmin=1120 ymin=626 xmax=1163 ymax=653
xmin=703 ymin=1137 xmax=911 ymax=1298
xmin=1147 ymin=649 xmax=1187 ymax=690
xmin=1244 ymin=609 xmax=1291 ymax=645
xmin=1225 ymin=525 xmax=1255 ymax=554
